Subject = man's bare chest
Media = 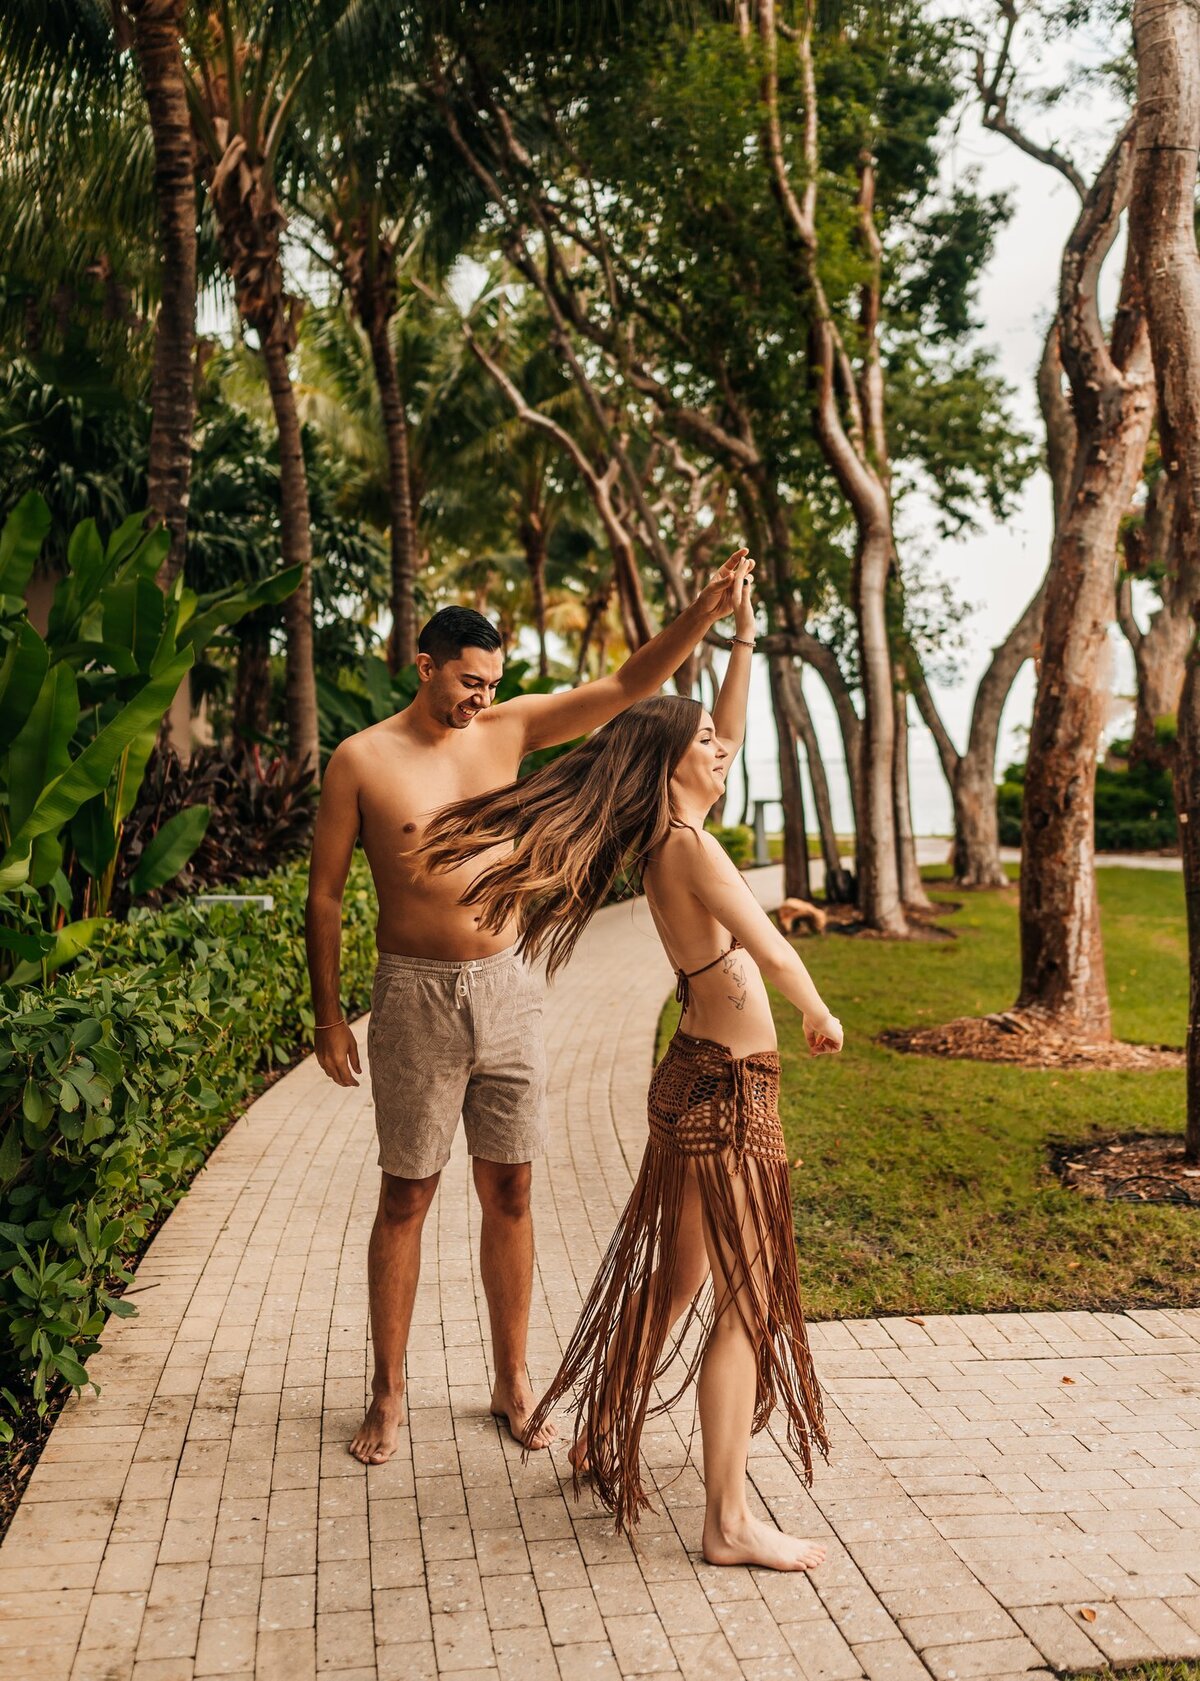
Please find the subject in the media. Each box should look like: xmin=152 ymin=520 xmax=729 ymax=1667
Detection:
xmin=357 ymin=747 xmax=521 ymax=859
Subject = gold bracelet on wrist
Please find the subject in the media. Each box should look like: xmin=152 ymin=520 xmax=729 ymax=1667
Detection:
xmin=732 ymin=636 xmax=756 ymax=649
xmin=314 ymin=1017 xmax=346 ymax=1032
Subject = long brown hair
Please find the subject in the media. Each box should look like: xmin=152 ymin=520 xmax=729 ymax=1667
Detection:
xmin=423 ymin=694 xmax=704 ymax=976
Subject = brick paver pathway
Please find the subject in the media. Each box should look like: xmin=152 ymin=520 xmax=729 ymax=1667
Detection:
xmin=3 ymin=873 xmax=1200 ymax=1681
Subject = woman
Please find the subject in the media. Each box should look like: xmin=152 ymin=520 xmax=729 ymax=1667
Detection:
xmin=423 ymin=557 xmax=842 ymax=1571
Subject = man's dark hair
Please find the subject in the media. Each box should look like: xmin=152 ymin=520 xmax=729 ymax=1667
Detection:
xmin=418 ymin=606 xmax=503 ymax=666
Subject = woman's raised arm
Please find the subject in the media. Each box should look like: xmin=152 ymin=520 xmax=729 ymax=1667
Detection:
xmin=710 ymin=555 xmax=757 ymax=755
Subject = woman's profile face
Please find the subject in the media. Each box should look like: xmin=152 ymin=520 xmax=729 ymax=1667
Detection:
xmin=671 ymin=710 xmax=729 ymax=808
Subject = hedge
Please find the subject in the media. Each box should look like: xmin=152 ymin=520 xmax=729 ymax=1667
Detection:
xmin=0 ymin=852 xmax=376 ymax=1437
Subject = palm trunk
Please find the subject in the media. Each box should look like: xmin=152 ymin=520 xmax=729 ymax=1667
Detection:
xmin=366 ymin=313 xmax=418 ymax=672
xmin=519 ymin=516 xmax=550 ymax=677
xmin=1129 ymin=0 xmax=1200 ymax=1157
xmin=261 ymin=335 xmax=320 ymax=776
xmin=129 ymin=0 xmax=196 ymax=586
xmin=1017 ymin=127 xmax=1154 ymax=1037
xmin=893 ymin=675 xmax=933 ymax=910
xmin=769 ymin=656 xmax=811 ymax=902
xmin=233 ymin=615 xmax=272 ymax=742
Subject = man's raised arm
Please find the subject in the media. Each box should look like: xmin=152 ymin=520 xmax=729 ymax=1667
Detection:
xmin=305 ymin=744 xmax=363 ymax=1088
xmin=507 ymin=550 xmax=752 ymax=752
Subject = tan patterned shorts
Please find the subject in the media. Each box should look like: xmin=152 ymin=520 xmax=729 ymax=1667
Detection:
xmin=367 ymin=947 xmax=547 ymax=1180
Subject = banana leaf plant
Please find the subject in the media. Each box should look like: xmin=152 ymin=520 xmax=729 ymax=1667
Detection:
xmin=0 ymin=491 xmax=302 ymax=981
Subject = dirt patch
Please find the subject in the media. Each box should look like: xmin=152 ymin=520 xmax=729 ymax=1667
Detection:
xmin=805 ymin=902 xmax=957 ymax=943
xmin=878 ymin=1013 xmax=1184 ymax=1071
xmin=1051 ymin=1133 xmax=1200 ymax=1207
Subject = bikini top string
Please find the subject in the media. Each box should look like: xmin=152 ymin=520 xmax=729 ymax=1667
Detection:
xmin=674 ymin=937 xmax=741 ymax=1012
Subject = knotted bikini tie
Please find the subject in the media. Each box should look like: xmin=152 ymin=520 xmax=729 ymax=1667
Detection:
xmin=674 ymin=937 xmax=741 ymax=1012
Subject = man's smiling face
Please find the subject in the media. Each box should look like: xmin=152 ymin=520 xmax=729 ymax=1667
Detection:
xmin=418 ymin=646 xmax=505 ymax=729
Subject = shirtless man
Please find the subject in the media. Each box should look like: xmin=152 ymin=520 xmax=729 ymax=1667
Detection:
xmin=306 ymin=550 xmax=752 ymax=1465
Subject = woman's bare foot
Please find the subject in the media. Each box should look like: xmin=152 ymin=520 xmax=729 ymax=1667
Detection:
xmin=348 ymin=1391 xmax=405 ymax=1465
xmin=702 ymin=1512 xmax=826 ymax=1572
xmin=567 ymin=1432 xmax=590 ymax=1476
xmin=491 ymin=1381 xmax=557 ymax=1450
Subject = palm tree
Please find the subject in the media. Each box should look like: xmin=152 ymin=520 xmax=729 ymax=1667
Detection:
xmin=0 ymin=2 xmax=197 ymax=583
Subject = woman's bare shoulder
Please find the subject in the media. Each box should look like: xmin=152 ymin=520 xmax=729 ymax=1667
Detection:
xmin=649 ymin=824 xmax=732 ymax=882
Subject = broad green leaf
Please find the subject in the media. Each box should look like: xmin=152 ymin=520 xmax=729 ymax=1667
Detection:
xmin=105 ymin=511 xmax=153 ymax=572
xmin=70 ymin=794 xmax=117 ymax=880
xmin=0 ymin=622 xmax=50 ymax=751
xmin=0 ymin=846 xmax=31 ymax=891
xmin=52 ymin=1351 xmax=90 ymax=1388
xmin=115 ymin=523 xmax=169 ymax=584
xmin=0 ymin=648 xmax=191 ymax=865
xmin=0 ymin=1124 xmax=21 ymax=1184
xmin=0 ymin=927 xmax=52 ymax=962
xmin=28 ymin=831 xmax=64 ymax=889
xmin=47 ymin=518 xmax=107 ymax=644
xmin=7 ymin=663 xmax=79 ymax=834
xmin=129 ymin=805 xmax=210 ymax=898
xmin=7 ymin=918 xmax=106 ymax=986
xmin=363 ymin=655 xmax=394 ymax=723
xmin=0 ymin=492 xmax=50 ymax=598
xmin=177 ymin=565 xmax=303 ymax=658
xmin=102 ymin=578 xmax=166 ymax=676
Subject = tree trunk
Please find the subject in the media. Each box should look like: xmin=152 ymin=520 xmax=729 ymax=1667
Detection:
xmin=519 ymin=515 xmax=550 ymax=677
xmin=769 ymin=656 xmax=811 ymax=901
xmin=893 ymin=675 xmax=933 ymax=910
xmin=366 ymin=312 xmax=419 ymax=672
xmin=907 ymin=578 xmax=1047 ymax=889
xmin=1118 ymin=473 xmax=1190 ymax=768
xmin=952 ymin=755 xmax=1007 ymax=888
xmin=1017 ymin=125 xmax=1154 ymax=1038
xmin=262 ymin=334 xmax=320 ymax=776
xmin=793 ymin=626 xmax=862 ymax=847
xmin=233 ymin=615 xmax=272 ymax=742
xmin=1129 ymin=0 xmax=1200 ymax=1157
xmin=129 ymin=0 xmax=196 ymax=586
xmin=781 ymin=661 xmax=853 ymax=902
xmin=855 ymin=529 xmax=906 ymax=933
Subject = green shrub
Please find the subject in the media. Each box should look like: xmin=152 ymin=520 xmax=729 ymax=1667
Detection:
xmin=0 ymin=852 xmax=376 ymax=1437
xmin=998 ymin=748 xmax=1178 ymax=854
xmin=706 ymin=823 xmax=754 ymax=868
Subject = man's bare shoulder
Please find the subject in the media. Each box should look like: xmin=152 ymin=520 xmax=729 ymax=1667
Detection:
xmin=323 ymin=719 xmax=408 ymax=786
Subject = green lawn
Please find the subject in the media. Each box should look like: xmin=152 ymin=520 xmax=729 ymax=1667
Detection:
xmin=660 ymin=866 xmax=1195 ymax=1321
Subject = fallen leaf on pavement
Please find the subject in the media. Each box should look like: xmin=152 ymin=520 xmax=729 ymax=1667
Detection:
xmin=1062 ymin=1376 xmax=1076 ymax=1385
xmin=1079 ymin=1607 xmax=1097 ymax=1623
xmin=906 ymin=1316 xmax=926 ymax=1327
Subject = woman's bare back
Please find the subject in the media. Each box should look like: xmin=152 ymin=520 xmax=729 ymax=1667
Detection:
xmin=643 ymin=827 xmax=779 ymax=1058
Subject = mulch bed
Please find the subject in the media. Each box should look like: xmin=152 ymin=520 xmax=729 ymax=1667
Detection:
xmin=795 ymin=901 xmax=958 ymax=944
xmin=878 ymin=1013 xmax=1185 ymax=1072
xmin=0 ymin=1388 xmax=71 ymax=1541
xmin=1050 ymin=1133 xmax=1200 ymax=1208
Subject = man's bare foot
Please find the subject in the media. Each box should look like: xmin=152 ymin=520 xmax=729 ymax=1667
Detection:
xmin=348 ymin=1391 xmax=405 ymax=1465
xmin=491 ymin=1381 xmax=557 ymax=1451
xmin=702 ymin=1512 xmax=826 ymax=1572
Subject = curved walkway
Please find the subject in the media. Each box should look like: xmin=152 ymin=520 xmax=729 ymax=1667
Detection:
xmin=2 ymin=873 xmax=1200 ymax=1681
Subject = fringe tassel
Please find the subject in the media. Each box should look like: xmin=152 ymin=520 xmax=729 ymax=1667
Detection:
xmin=524 ymin=1031 xmax=829 ymax=1539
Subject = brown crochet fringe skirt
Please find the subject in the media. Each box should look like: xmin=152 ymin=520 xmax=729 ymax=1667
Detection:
xmin=525 ymin=1027 xmax=829 ymax=1536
